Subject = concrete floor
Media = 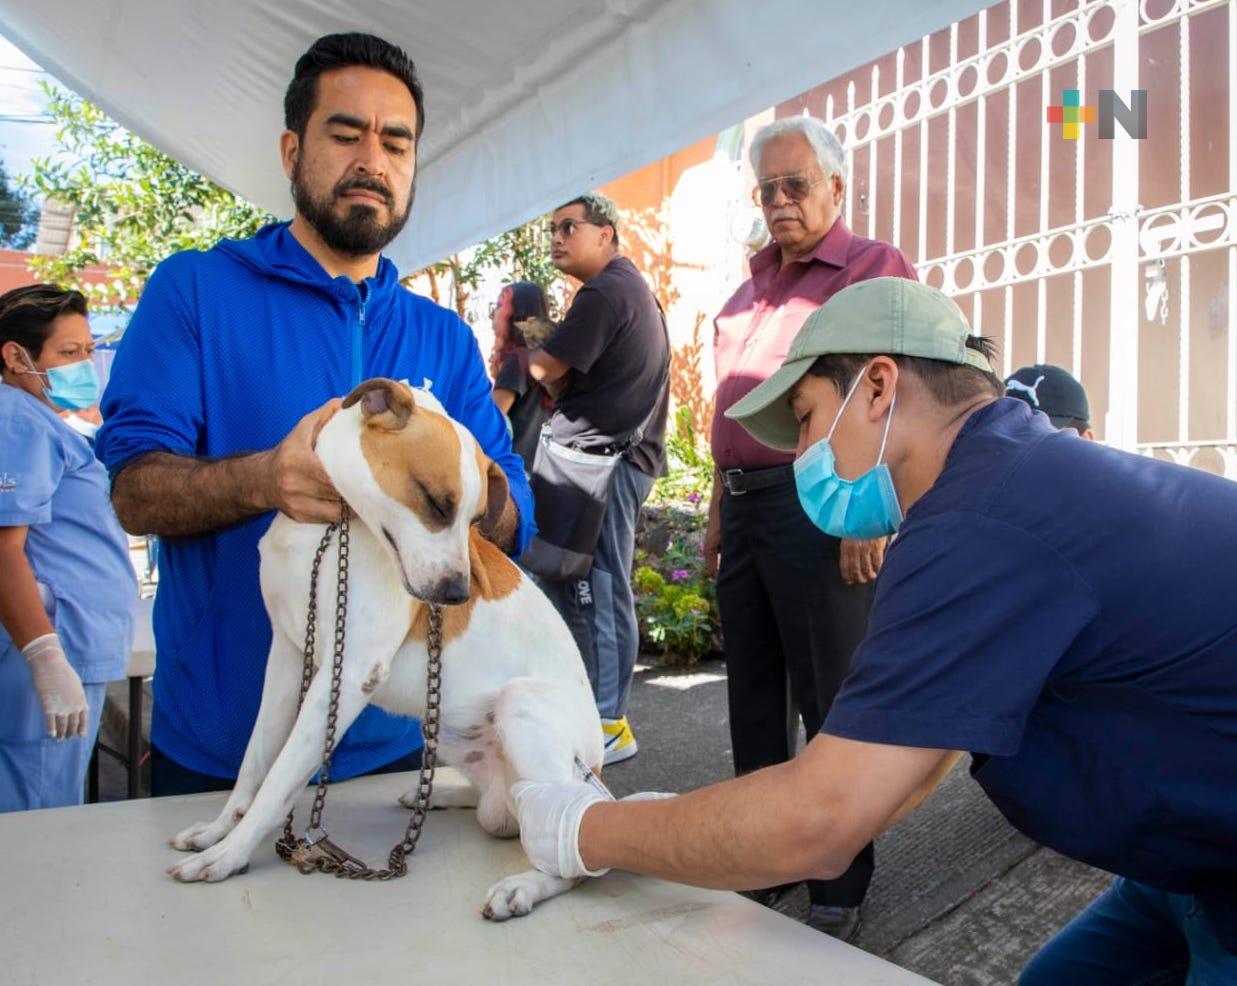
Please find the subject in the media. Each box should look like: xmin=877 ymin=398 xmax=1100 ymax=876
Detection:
xmin=95 ymin=657 xmax=1111 ymax=986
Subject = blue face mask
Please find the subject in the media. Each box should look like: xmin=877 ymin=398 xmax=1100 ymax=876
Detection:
xmin=25 ymin=350 xmax=101 ymax=411
xmin=793 ymin=365 xmax=903 ymax=540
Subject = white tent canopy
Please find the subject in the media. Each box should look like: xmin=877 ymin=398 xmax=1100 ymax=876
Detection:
xmin=2 ymin=0 xmax=987 ymax=272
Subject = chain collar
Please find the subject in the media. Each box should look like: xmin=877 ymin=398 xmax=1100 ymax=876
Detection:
xmin=275 ymin=507 xmax=444 ymax=880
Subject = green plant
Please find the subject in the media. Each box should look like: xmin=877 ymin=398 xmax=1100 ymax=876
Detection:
xmin=0 ymin=158 xmax=38 ymax=249
xmin=633 ymin=565 xmax=715 ymax=665
xmin=25 ymin=83 xmax=271 ymax=310
xmin=648 ymin=405 xmax=714 ymax=508
xmin=633 ymin=407 xmax=721 ymax=665
xmin=409 ymin=213 xmax=565 ymax=319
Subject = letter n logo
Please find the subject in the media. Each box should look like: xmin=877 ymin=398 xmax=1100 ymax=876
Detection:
xmin=1099 ymin=90 xmax=1148 ymax=139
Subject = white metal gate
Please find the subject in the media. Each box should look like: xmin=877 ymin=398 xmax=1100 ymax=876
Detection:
xmin=812 ymin=0 xmax=1236 ymax=478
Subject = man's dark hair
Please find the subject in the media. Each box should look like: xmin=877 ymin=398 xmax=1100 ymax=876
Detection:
xmin=559 ymin=193 xmax=621 ymax=248
xmin=1061 ymin=417 xmax=1092 ymax=436
xmin=806 ymin=336 xmax=1004 ymax=405
xmin=0 ymin=284 xmax=88 ymax=360
xmin=285 ymin=33 xmax=426 ymax=140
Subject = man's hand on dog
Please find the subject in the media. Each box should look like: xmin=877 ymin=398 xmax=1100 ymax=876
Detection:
xmin=265 ymin=400 xmax=343 ymax=523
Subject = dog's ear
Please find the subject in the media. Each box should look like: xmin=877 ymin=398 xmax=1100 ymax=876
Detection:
xmin=342 ymin=377 xmax=415 ymax=431
xmin=479 ymin=456 xmax=510 ymax=534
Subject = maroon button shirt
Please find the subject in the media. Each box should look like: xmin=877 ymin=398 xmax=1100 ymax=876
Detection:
xmin=711 ymin=218 xmax=918 ymax=469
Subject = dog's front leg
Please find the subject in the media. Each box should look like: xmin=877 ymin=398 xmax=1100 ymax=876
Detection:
xmin=168 ymin=656 xmax=383 ymax=883
xmin=171 ymin=629 xmax=305 ymax=852
xmin=481 ymin=679 xmax=595 ymax=920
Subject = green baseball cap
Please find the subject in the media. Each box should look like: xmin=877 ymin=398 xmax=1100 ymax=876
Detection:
xmin=725 ymin=276 xmax=991 ymax=451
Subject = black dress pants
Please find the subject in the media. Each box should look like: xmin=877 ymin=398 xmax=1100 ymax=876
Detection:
xmin=718 ymin=481 xmax=876 ymax=908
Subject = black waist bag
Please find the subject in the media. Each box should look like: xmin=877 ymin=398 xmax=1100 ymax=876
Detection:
xmin=519 ymin=428 xmax=623 ymax=581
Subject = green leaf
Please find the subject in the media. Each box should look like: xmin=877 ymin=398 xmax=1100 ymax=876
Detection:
xmin=25 ymin=85 xmax=273 ymax=311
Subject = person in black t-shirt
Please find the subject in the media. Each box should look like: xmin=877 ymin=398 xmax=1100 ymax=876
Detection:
xmin=528 ymin=193 xmax=670 ymax=765
xmin=489 ymin=281 xmax=552 ymax=473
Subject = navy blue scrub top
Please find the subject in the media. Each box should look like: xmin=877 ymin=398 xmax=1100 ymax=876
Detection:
xmin=824 ymin=399 xmax=1237 ymax=947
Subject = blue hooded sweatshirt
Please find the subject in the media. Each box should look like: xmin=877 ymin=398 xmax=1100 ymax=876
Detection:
xmin=97 ymin=222 xmax=535 ymax=780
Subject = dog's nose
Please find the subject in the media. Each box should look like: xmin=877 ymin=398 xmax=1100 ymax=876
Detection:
xmin=433 ymin=574 xmax=470 ymax=606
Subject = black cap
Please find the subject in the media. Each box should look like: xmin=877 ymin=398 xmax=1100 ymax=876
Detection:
xmin=1004 ymin=364 xmax=1090 ymax=428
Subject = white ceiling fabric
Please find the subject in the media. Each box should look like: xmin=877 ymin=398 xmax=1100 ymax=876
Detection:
xmin=2 ymin=0 xmax=988 ymax=271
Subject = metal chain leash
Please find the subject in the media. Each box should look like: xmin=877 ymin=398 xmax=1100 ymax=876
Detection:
xmin=275 ymin=507 xmax=444 ymax=880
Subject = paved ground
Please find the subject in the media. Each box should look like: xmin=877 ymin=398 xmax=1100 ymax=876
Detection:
xmin=96 ymin=656 xmax=1111 ymax=985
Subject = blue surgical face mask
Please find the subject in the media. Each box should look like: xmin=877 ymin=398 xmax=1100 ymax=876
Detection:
xmin=23 ymin=349 xmax=101 ymax=411
xmin=793 ymin=364 xmax=903 ymax=539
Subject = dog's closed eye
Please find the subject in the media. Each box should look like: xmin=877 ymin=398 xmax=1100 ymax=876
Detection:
xmin=418 ymin=482 xmax=456 ymax=525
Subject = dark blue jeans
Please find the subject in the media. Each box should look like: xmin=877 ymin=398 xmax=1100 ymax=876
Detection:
xmin=1021 ymin=878 xmax=1237 ymax=985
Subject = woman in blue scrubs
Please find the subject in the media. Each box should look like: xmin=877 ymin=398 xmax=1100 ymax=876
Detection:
xmin=0 ymin=285 xmax=135 ymax=811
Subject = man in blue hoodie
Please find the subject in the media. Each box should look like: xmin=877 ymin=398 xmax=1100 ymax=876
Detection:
xmin=96 ymin=33 xmax=534 ymax=795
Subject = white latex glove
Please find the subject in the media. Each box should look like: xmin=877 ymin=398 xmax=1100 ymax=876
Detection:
xmin=22 ymin=633 xmax=88 ymax=740
xmin=510 ymin=781 xmax=676 ymax=879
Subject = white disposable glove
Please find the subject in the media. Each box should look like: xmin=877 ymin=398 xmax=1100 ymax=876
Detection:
xmin=22 ymin=633 xmax=89 ymax=740
xmin=510 ymin=780 xmax=676 ymax=880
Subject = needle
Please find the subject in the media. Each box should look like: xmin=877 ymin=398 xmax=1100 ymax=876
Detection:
xmin=574 ymin=755 xmax=615 ymax=801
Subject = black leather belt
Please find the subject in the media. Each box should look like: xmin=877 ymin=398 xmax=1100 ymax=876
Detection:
xmin=719 ymin=464 xmax=795 ymax=496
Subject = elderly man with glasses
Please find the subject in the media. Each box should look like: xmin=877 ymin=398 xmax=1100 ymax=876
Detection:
xmin=701 ymin=115 xmax=916 ymax=940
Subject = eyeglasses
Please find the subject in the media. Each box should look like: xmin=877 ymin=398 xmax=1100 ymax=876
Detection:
xmin=752 ymin=174 xmax=827 ymax=207
xmin=549 ymin=218 xmax=604 ymax=238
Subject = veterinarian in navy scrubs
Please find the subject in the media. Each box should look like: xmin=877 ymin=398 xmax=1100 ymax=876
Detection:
xmin=0 ymin=285 xmax=134 ymax=811
xmin=513 ymin=278 xmax=1237 ymax=984
xmin=96 ymin=34 xmax=532 ymax=796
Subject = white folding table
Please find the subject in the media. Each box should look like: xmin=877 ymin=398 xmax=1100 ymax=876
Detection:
xmin=1 ymin=773 xmax=936 ymax=984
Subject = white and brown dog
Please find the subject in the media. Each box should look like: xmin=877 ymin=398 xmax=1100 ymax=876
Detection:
xmin=167 ymin=378 xmax=602 ymax=920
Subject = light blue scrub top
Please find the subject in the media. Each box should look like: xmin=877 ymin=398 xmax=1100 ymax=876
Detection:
xmin=0 ymin=385 xmax=134 ymax=682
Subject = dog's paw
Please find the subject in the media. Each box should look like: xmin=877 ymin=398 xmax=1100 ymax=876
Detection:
xmin=481 ymin=874 xmax=538 ymax=921
xmin=170 ymin=820 xmax=229 ymax=852
xmin=167 ymin=840 xmax=250 ymax=883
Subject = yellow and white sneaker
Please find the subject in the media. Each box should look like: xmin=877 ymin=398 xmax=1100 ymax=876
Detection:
xmin=601 ymin=716 xmax=638 ymax=766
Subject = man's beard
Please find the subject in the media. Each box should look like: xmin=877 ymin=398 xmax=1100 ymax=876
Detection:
xmin=292 ymin=161 xmax=414 ymax=258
